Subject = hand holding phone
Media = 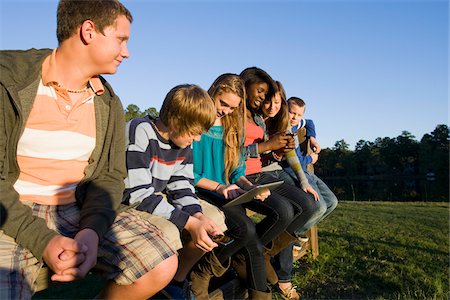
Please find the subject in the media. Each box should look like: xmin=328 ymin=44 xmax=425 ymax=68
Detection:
xmin=209 ymin=234 xmax=234 ymax=246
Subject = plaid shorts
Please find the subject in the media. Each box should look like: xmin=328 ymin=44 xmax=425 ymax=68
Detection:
xmin=0 ymin=202 xmax=177 ymax=299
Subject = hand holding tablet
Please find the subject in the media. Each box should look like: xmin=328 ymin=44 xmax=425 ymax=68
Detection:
xmin=222 ymin=181 xmax=284 ymax=207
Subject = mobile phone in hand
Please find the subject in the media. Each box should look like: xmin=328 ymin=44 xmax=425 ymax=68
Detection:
xmin=210 ymin=234 xmax=234 ymax=246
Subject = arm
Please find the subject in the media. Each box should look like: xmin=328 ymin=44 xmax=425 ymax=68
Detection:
xmin=305 ymin=119 xmax=316 ymax=138
xmin=77 ymin=95 xmax=126 ymax=241
xmin=123 ymin=119 xmax=189 ymax=231
xmin=284 ymin=150 xmax=319 ymax=200
xmin=305 ymin=119 xmax=321 ymax=153
xmin=169 ymin=151 xmax=221 ymax=251
xmin=0 ymin=86 xmax=58 ymax=261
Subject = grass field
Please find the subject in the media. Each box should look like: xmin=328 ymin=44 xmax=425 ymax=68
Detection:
xmin=34 ymin=201 xmax=449 ymax=299
xmin=276 ymin=201 xmax=449 ymax=300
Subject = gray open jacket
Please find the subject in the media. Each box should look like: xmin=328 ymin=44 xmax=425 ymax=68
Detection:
xmin=0 ymin=48 xmax=127 ymax=260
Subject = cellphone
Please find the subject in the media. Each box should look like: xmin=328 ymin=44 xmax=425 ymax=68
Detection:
xmin=210 ymin=234 xmax=234 ymax=246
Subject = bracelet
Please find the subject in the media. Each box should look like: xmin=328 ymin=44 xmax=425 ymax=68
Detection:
xmin=214 ymin=183 xmax=222 ymax=192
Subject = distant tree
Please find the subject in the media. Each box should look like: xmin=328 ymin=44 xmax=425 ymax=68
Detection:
xmin=124 ymin=104 xmax=143 ymax=121
xmin=354 ymin=140 xmax=374 ymax=175
xmin=144 ymin=107 xmax=159 ymax=119
xmin=124 ymin=104 xmax=160 ymax=121
xmin=333 ymin=139 xmax=350 ymax=152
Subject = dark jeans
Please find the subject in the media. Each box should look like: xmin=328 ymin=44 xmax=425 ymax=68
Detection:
xmin=196 ymin=188 xmax=292 ymax=291
xmin=247 ymin=169 xmax=318 ymax=283
xmin=247 ymin=170 xmax=317 ymax=236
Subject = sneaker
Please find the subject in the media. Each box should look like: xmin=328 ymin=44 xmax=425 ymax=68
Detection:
xmin=293 ymin=236 xmax=308 ymax=247
xmin=278 ymin=283 xmax=300 ymax=300
xmin=162 ymin=279 xmax=195 ymax=300
xmin=292 ymin=245 xmax=303 ymax=259
xmin=297 ymin=235 xmax=309 ymax=243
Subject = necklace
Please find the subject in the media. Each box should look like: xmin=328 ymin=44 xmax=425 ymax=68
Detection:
xmin=66 ymin=86 xmax=88 ymax=93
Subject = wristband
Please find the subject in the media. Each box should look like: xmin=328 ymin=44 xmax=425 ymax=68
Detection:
xmin=214 ymin=183 xmax=222 ymax=192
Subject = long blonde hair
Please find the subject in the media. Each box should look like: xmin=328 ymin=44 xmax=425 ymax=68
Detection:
xmin=208 ymin=74 xmax=246 ymax=183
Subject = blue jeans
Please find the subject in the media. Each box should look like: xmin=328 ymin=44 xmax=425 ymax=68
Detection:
xmin=274 ymin=169 xmax=338 ymax=282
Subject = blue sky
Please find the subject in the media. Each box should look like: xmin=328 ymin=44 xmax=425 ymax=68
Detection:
xmin=1 ymin=0 xmax=448 ymax=149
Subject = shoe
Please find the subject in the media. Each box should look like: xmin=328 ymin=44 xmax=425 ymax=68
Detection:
xmin=297 ymin=235 xmax=309 ymax=243
xmin=162 ymin=279 xmax=195 ymax=300
xmin=277 ymin=283 xmax=300 ymax=300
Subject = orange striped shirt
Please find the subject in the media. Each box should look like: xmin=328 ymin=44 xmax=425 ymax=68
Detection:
xmin=14 ymin=49 xmax=103 ymax=205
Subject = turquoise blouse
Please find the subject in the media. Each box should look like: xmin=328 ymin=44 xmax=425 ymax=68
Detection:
xmin=192 ymin=125 xmax=245 ymax=185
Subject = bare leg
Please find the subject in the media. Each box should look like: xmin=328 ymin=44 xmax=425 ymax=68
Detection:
xmin=97 ymin=254 xmax=178 ymax=300
xmin=173 ymin=240 xmax=205 ymax=282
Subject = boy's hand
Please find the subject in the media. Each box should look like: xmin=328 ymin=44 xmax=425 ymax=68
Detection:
xmin=193 ymin=213 xmax=223 ymax=237
xmin=71 ymin=228 xmax=99 ymax=278
xmin=52 ymin=229 xmax=99 ymax=281
xmin=310 ymin=137 xmax=321 ymax=154
xmin=304 ymin=186 xmax=319 ymax=201
xmin=185 ymin=216 xmax=219 ymax=252
xmin=43 ymin=235 xmax=88 ymax=282
xmin=310 ymin=153 xmax=319 ymax=164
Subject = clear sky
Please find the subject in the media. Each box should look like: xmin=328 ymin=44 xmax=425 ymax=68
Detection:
xmin=1 ymin=0 xmax=448 ymax=149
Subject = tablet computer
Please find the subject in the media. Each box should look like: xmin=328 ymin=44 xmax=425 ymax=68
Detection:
xmin=222 ymin=180 xmax=284 ymax=208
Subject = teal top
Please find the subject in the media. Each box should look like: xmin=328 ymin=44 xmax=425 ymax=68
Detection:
xmin=192 ymin=125 xmax=245 ymax=185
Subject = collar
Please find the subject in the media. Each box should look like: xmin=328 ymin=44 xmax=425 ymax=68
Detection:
xmin=41 ymin=48 xmax=105 ymax=95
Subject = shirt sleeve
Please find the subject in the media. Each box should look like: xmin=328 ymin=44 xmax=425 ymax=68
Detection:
xmin=305 ymin=119 xmax=316 ymax=138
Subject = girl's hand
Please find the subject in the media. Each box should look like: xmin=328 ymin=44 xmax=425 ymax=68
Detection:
xmin=254 ymin=188 xmax=271 ymax=201
xmin=217 ymin=184 xmax=246 ymax=199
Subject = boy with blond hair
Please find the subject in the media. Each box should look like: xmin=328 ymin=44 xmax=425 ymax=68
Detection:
xmin=123 ymin=84 xmax=227 ymax=299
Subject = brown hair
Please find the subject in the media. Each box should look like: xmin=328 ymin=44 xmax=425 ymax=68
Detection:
xmin=208 ymin=74 xmax=246 ymax=183
xmin=57 ymin=0 xmax=133 ymax=44
xmin=160 ymin=84 xmax=215 ymax=137
xmin=264 ymin=81 xmax=290 ymax=135
xmin=287 ymin=97 xmax=306 ymax=109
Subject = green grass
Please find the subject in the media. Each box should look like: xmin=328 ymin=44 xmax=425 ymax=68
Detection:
xmin=274 ymin=201 xmax=449 ymax=300
xmin=34 ymin=201 xmax=449 ymax=299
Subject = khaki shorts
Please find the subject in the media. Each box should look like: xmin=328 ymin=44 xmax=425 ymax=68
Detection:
xmin=0 ymin=202 xmax=177 ymax=299
xmin=141 ymin=199 xmax=227 ymax=246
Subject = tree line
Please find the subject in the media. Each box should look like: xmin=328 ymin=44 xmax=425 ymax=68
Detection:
xmin=314 ymin=124 xmax=449 ymax=201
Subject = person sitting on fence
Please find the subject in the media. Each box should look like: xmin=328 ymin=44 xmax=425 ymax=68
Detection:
xmin=192 ymin=73 xmax=288 ymax=300
xmin=0 ymin=1 xmax=179 ymax=299
xmin=123 ymin=84 xmax=227 ymax=300
xmin=261 ymin=90 xmax=339 ymax=298
xmin=244 ymin=77 xmax=319 ymax=299
xmin=276 ymin=94 xmax=338 ymax=245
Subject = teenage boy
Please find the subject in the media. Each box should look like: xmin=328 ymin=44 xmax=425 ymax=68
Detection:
xmin=274 ymin=97 xmax=338 ymax=292
xmin=0 ymin=1 xmax=178 ymax=299
xmin=123 ymin=84 xmax=227 ymax=299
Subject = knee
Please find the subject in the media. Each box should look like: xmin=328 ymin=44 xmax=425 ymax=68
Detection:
xmin=135 ymin=254 xmax=178 ymax=294
xmin=232 ymin=218 xmax=257 ymax=243
xmin=328 ymin=195 xmax=338 ymax=211
xmin=199 ymin=200 xmax=227 ymax=232
xmin=317 ymin=201 xmax=327 ymax=216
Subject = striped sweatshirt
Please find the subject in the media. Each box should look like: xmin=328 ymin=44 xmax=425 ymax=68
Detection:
xmin=123 ymin=116 xmax=202 ymax=230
